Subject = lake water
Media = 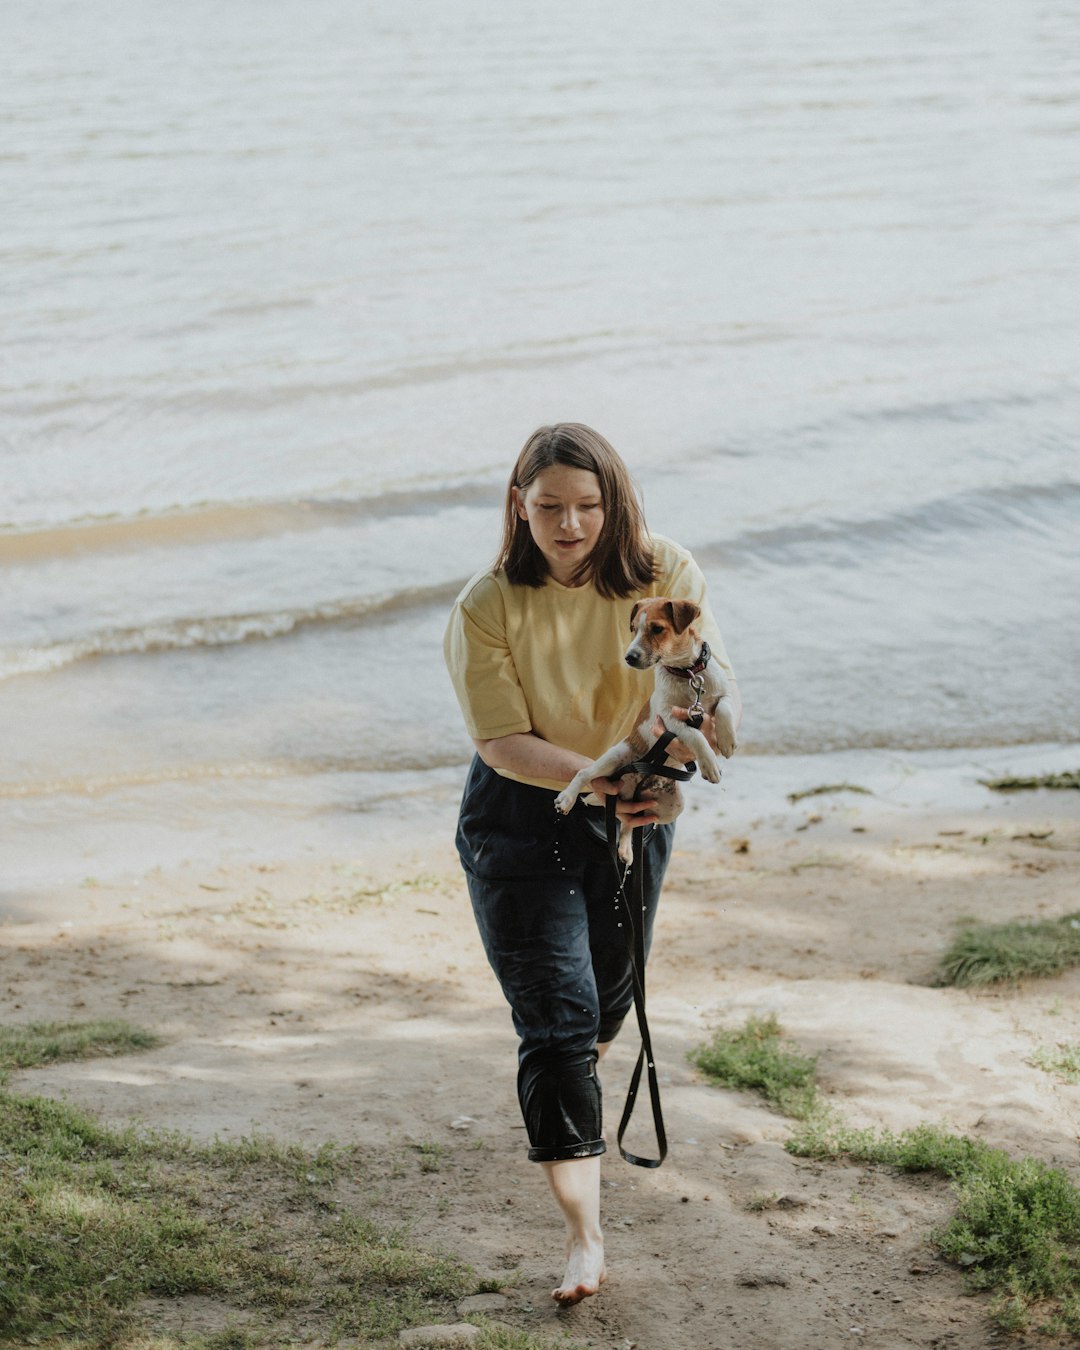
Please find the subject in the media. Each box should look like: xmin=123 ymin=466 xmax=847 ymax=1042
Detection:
xmin=2 ymin=0 xmax=1078 ymax=882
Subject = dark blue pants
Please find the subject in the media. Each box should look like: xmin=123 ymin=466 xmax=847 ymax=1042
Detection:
xmin=456 ymin=755 xmax=673 ymax=1162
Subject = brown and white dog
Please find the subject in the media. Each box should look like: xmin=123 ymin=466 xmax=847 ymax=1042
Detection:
xmin=554 ymin=597 xmax=737 ymax=832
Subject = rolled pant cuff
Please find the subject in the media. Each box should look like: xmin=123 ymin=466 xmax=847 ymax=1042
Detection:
xmin=528 ymin=1138 xmax=606 ymax=1163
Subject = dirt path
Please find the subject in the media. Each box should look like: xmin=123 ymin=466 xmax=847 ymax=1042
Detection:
xmin=4 ymin=803 xmax=1079 ymax=1349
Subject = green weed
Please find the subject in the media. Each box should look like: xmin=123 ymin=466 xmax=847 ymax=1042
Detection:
xmin=689 ymin=1013 xmax=821 ymax=1120
xmin=1029 ymin=1043 xmax=1080 ymax=1084
xmin=936 ymin=913 xmax=1080 ymax=987
xmin=0 ymin=1019 xmax=162 ymax=1074
xmin=471 ymin=1320 xmax=588 ymax=1349
xmin=413 ymin=1140 xmax=445 ymax=1173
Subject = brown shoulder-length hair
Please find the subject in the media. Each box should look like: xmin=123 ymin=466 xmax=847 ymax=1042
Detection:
xmin=494 ymin=423 xmax=656 ymax=598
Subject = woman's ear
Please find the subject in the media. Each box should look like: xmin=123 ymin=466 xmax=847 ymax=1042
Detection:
xmin=511 ymin=486 xmax=528 ymax=521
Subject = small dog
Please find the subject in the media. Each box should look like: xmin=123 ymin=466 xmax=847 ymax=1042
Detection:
xmin=554 ymin=597 xmax=737 ymax=840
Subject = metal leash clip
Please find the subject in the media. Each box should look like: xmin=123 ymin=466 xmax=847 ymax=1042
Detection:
xmin=686 ymin=672 xmax=706 ymax=729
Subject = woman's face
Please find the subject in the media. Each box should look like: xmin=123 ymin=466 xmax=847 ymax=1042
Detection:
xmin=512 ymin=465 xmax=605 ymax=585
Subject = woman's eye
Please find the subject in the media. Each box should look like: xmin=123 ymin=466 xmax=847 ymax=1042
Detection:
xmin=539 ymin=504 xmax=559 ymax=511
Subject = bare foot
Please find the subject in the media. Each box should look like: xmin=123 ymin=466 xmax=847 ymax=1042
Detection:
xmin=552 ymin=1233 xmax=607 ymax=1305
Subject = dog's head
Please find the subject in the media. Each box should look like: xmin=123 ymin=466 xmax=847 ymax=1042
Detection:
xmin=625 ymin=597 xmax=701 ymax=669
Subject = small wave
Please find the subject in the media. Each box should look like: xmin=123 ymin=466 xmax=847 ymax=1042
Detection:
xmin=761 ymin=389 xmax=1071 ymax=457
xmin=0 ymin=483 xmax=501 ymax=562
xmin=213 ymin=296 xmax=316 ymax=318
xmin=6 ymin=333 xmax=639 ymax=429
xmin=845 ymin=390 xmax=1049 ymax=427
xmin=697 ymin=479 xmax=1080 ymax=569
xmin=0 ymin=580 xmax=465 ymax=681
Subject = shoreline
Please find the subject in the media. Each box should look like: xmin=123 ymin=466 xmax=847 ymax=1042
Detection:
xmin=4 ymin=739 xmax=1078 ymax=915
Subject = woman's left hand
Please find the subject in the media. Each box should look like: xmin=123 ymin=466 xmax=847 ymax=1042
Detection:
xmin=587 ymin=776 xmax=661 ymax=827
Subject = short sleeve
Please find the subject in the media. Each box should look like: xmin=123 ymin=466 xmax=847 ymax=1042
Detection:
xmin=654 ymin=539 xmax=736 ymax=680
xmin=443 ymin=578 xmax=534 ymax=741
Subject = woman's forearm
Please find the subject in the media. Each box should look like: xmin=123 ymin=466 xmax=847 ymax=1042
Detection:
xmin=474 ymin=733 xmax=663 ymax=828
xmin=473 ymin=732 xmax=591 ymax=785
xmin=477 ymin=679 xmax=742 ymax=783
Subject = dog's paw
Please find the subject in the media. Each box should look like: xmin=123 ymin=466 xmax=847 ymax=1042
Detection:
xmin=714 ymin=705 xmax=738 ymax=758
xmin=554 ymin=789 xmax=577 ymax=815
xmin=699 ymin=750 xmax=723 ymax=784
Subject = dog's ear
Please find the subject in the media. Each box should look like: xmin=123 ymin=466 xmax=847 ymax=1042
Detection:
xmin=629 ymin=601 xmax=643 ymax=632
xmin=666 ymin=599 xmax=700 ymax=634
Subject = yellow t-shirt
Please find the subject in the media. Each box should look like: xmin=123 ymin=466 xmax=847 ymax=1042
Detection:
xmin=443 ymin=535 xmax=734 ymax=790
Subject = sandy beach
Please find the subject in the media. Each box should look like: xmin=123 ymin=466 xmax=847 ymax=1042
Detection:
xmin=4 ymin=745 xmax=1079 ymax=1349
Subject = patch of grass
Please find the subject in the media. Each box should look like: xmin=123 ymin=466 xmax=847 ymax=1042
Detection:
xmin=936 ymin=913 xmax=1080 ymax=987
xmin=0 ymin=1019 xmax=162 ymax=1075
xmin=689 ymin=1013 xmax=821 ymax=1120
xmin=787 ymin=1120 xmax=1080 ymax=1338
xmin=743 ymin=1192 xmax=780 ymax=1212
xmin=475 ymin=1270 xmax=519 ymax=1294
xmin=0 ymin=1087 xmax=486 ymax=1348
xmin=980 ymin=771 xmax=1080 ymax=792
xmin=128 ymin=1331 xmax=267 ymax=1350
xmin=786 ymin=782 xmax=872 ymax=803
xmin=412 ymin=1140 xmax=445 ymax=1173
xmin=471 ymin=1320 xmax=588 ymax=1349
xmin=1030 ymin=1043 xmax=1080 ymax=1084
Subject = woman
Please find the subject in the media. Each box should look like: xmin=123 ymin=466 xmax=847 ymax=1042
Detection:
xmin=443 ymin=423 xmax=740 ymax=1303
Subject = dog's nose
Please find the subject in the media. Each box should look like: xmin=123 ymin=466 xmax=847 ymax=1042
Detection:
xmin=625 ymin=650 xmax=643 ymax=668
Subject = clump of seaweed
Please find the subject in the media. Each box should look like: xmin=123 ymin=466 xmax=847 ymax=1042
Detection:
xmin=979 ymin=771 xmax=1080 ymax=792
xmin=786 ymin=782 xmax=872 ymax=804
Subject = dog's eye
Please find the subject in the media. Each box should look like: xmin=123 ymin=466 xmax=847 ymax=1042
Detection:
xmin=649 ymin=624 xmax=664 ymax=636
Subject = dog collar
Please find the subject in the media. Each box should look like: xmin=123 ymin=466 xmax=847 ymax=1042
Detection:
xmin=663 ymin=640 xmax=711 ymax=679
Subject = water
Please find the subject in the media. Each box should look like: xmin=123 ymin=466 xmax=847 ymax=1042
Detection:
xmin=2 ymin=0 xmax=1078 ymax=873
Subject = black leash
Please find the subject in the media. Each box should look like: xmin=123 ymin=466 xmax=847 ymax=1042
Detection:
xmin=603 ymin=730 xmax=696 ymax=1168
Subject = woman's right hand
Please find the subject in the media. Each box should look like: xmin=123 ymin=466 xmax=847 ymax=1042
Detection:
xmin=588 ymin=776 xmax=660 ymax=827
